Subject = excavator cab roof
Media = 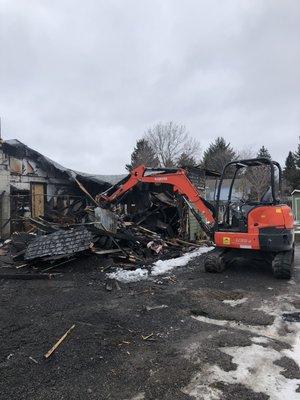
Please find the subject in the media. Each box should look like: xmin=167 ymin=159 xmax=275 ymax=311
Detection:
xmin=224 ymin=157 xmax=281 ymax=170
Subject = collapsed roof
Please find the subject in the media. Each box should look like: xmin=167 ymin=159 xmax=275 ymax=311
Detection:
xmin=2 ymin=139 xmax=114 ymax=192
xmin=2 ymin=139 xmax=219 ymax=197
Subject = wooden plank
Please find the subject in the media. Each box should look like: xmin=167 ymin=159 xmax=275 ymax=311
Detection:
xmin=174 ymin=238 xmax=206 ymax=247
xmin=44 ymin=324 xmax=75 ymax=359
xmin=134 ymin=225 xmax=159 ymax=236
xmin=93 ymin=248 xmax=123 ymax=255
xmin=31 ymin=183 xmax=45 ymax=218
xmin=15 ymin=264 xmax=28 ymax=269
xmin=75 ymin=178 xmax=99 ymax=206
xmin=42 ymin=258 xmax=77 ymax=272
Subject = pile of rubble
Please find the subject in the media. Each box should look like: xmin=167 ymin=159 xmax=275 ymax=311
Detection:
xmin=0 ymin=205 xmax=209 ymax=275
xmin=0 ymin=173 xmax=212 ymax=276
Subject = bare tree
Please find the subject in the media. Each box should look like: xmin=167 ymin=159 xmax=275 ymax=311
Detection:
xmin=145 ymin=122 xmax=200 ymax=167
xmin=237 ymin=146 xmax=256 ymax=160
xmin=237 ymin=147 xmax=272 ymax=201
xmin=243 ymin=167 xmax=272 ymax=201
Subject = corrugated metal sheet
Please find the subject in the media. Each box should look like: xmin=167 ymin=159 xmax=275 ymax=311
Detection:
xmin=94 ymin=207 xmax=118 ymax=233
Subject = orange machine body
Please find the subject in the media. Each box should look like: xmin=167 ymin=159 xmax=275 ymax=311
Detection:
xmin=214 ymin=204 xmax=294 ymax=250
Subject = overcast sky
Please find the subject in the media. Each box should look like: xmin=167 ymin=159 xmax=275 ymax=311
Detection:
xmin=0 ymin=0 xmax=299 ymax=174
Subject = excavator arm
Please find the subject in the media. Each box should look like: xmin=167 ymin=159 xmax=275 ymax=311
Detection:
xmin=98 ymin=165 xmax=216 ymax=237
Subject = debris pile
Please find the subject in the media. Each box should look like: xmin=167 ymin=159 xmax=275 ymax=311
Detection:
xmin=0 ymin=208 xmax=209 ymax=274
xmin=0 ymin=178 xmax=211 ymax=275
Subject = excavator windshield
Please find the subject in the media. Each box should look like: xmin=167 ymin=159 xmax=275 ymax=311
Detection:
xmin=215 ymin=158 xmax=283 ymax=231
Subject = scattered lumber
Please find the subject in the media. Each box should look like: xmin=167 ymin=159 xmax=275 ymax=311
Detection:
xmin=141 ymin=333 xmax=155 ymax=341
xmin=172 ymin=238 xmax=204 ymax=247
xmin=42 ymin=257 xmax=77 ymax=272
xmin=44 ymin=324 xmax=75 ymax=359
xmin=0 ymin=186 xmax=208 ymax=274
xmin=93 ymin=248 xmax=123 ymax=255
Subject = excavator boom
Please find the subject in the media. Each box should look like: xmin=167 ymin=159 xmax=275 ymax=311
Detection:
xmin=98 ymin=165 xmax=215 ymax=236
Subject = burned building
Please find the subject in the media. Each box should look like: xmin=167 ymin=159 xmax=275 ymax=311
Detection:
xmin=0 ymin=139 xmax=219 ymax=243
xmin=0 ymin=139 xmax=111 ymax=239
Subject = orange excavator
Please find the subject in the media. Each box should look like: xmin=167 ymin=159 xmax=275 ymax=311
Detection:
xmin=98 ymin=158 xmax=295 ymax=279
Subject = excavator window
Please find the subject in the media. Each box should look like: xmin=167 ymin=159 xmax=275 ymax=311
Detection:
xmin=215 ymin=158 xmax=282 ymax=232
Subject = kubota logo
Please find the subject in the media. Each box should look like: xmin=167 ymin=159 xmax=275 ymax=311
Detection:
xmin=154 ymin=177 xmax=168 ymax=181
xmin=223 ymin=237 xmax=230 ymax=245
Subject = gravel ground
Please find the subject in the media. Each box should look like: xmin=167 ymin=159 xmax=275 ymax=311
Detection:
xmin=0 ymin=246 xmax=299 ymax=400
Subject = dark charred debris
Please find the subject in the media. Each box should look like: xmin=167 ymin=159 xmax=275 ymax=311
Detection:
xmin=0 ymin=202 xmax=210 ymax=278
xmin=0 ymin=139 xmax=214 ymax=278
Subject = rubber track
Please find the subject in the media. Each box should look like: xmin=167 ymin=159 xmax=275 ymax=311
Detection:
xmin=272 ymin=250 xmax=294 ymax=279
xmin=204 ymin=249 xmax=226 ymax=273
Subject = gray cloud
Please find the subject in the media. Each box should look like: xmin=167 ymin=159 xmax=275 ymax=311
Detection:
xmin=0 ymin=0 xmax=299 ymax=173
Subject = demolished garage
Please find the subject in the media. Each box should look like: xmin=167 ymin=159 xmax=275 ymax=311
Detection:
xmin=0 ymin=139 xmax=114 ymax=238
xmin=0 ymin=138 xmax=218 ymax=271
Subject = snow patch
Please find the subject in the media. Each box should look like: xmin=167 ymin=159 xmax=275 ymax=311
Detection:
xmin=223 ymin=298 xmax=248 ymax=307
xmin=283 ymin=324 xmax=300 ymax=368
xmin=183 ymin=343 xmax=300 ymax=400
xmin=251 ymin=336 xmax=270 ymax=344
xmin=187 ymin=294 xmax=300 ymax=399
xmin=107 ymin=268 xmax=148 ymax=283
xmin=151 ymin=247 xmax=214 ymax=276
xmin=145 ymin=304 xmax=168 ymax=311
xmin=219 ymin=344 xmax=298 ymax=400
xmin=128 ymin=393 xmax=145 ymax=400
xmin=191 ymin=315 xmax=285 ymax=342
xmin=182 ymin=382 xmax=222 ymax=400
xmin=107 ymin=246 xmax=213 ymax=282
xmin=254 ymin=294 xmax=298 ymax=316
xmin=192 ymin=303 xmax=298 ymax=346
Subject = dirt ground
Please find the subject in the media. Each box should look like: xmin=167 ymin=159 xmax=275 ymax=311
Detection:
xmin=0 ymin=246 xmax=299 ymax=400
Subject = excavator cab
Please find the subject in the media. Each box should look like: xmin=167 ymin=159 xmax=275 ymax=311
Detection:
xmin=215 ymin=158 xmax=282 ymax=232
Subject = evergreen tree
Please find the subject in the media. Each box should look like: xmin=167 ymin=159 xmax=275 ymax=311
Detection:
xmin=285 ymin=151 xmax=296 ymax=172
xmin=126 ymin=139 xmax=159 ymax=171
xmin=284 ymin=151 xmax=299 ymax=190
xmin=257 ymin=145 xmax=271 ymax=159
xmin=294 ymin=140 xmax=300 ymax=168
xmin=202 ymin=137 xmax=236 ymax=173
xmin=177 ymin=152 xmax=197 ymax=167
